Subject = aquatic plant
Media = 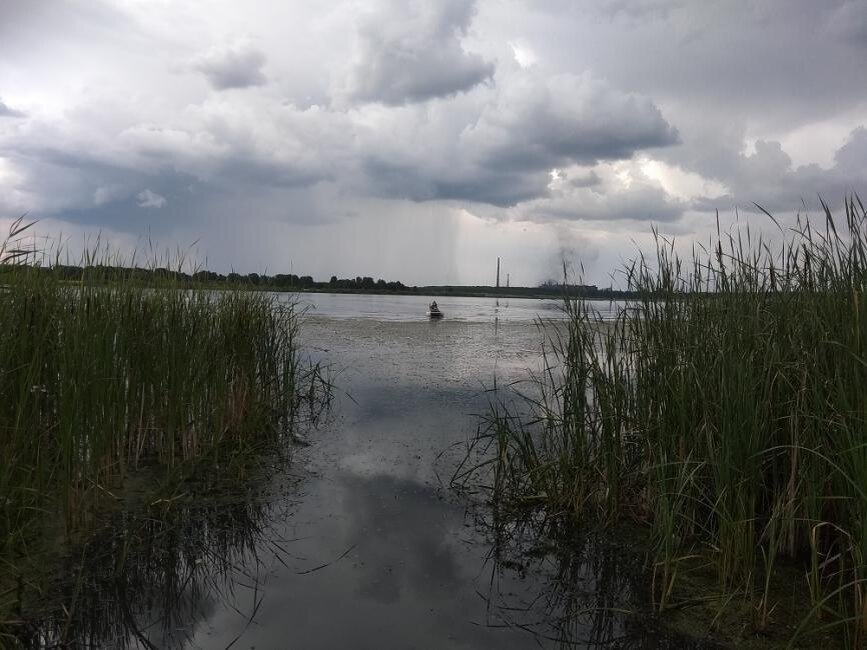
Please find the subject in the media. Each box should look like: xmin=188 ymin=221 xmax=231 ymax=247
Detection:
xmin=462 ymin=196 xmax=867 ymax=647
xmin=0 ymin=218 xmax=325 ymax=627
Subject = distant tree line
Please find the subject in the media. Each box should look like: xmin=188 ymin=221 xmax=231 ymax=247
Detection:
xmin=0 ymin=263 xmax=642 ymax=298
xmin=0 ymin=264 xmax=417 ymax=293
xmin=327 ymin=275 xmax=408 ymax=291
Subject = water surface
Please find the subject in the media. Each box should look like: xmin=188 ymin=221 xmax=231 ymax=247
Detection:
xmin=22 ymin=294 xmax=706 ymax=649
xmin=293 ymin=292 xmax=623 ymax=322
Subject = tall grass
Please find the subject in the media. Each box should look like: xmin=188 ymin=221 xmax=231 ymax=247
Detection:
xmin=463 ymin=197 xmax=867 ymax=646
xmin=0 ymin=219 xmax=320 ymax=580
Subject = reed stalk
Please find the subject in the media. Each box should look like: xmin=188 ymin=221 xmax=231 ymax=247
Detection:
xmin=0 ymin=220 xmax=321 ymax=588
xmin=463 ymin=196 xmax=867 ymax=646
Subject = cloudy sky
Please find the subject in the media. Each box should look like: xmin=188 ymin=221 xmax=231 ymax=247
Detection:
xmin=1 ymin=0 xmax=866 ymax=286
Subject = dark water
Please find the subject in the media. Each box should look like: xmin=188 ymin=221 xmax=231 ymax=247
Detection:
xmin=18 ymin=295 xmax=708 ymax=649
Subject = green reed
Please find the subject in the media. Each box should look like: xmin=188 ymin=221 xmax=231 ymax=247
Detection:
xmin=465 ymin=196 xmax=867 ymax=646
xmin=0 ymin=220 xmax=317 ymax=569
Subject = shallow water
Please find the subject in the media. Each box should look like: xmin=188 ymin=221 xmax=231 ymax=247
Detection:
xmin=291 ymin=292 xmax=624 ymax=323
xmin=19 ymin=294 xmax=708 ymax=649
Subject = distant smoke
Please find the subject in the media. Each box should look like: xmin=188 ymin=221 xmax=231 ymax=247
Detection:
xmin=541 ymin=224 xmax=599 ymax=285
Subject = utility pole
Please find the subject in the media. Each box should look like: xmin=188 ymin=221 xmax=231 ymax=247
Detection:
xmin=496 ymin=257 xmax=500 ymax=289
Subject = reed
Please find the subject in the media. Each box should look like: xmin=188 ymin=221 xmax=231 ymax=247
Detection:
xmin=0 ymin=219 xmax=319 ymax=578
xmin=463 ymin=196 xmax=867 ymax=646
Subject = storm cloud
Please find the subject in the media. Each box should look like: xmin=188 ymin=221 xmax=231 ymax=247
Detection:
xmin=346 ymin=0 xmax=494 ymax=105
xmin=690 ymin=127 xmax=867 ymax=215
xmin=354 ymin=71 xmax=678 ymax=207
xmin=0 ymin=1 xmax=865 ymax=285
xmin=464 ymin=72 xmax=678 ymax=170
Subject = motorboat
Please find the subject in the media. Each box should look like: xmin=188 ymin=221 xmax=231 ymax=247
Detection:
xmin=427 ymin=302 xmax=444 ymax=319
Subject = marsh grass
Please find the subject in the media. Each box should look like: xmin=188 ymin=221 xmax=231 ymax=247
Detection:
xmin=0 ymin=218 xmax=326 ymax=619
xmin=460 ymin=197 xmax=867 ymax=647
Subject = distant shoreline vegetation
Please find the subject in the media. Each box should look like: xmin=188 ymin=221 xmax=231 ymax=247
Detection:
xmin=0 ymin=263 xmax=633 ymax=299
xmin=0 ymin=219 xmax=331 ymax=640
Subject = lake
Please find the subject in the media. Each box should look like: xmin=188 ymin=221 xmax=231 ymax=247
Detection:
xmin=293 ymin=292 xmax=624 ymax=322
xmin=22 ymin=294 xmax=704 ymax=648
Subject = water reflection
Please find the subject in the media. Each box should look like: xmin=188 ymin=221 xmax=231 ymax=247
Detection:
xmin=339 ymin=474 xmax=461 ymax=605
xmin=475 ymin=513 xmax=716 ymax=648
xmin=16 ymin=473 xmax=708 ymax=649
xmin=16 ymin=466 xmax=299 ymax=649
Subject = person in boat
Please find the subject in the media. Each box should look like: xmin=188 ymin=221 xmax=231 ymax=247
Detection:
xmin=429 ymin=300 xmax=439 ymax=312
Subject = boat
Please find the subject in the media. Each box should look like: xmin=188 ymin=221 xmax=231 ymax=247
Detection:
xmin=427 ymin=301 xmax=444 ymax=319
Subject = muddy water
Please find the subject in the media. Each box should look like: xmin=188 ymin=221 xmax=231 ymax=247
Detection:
xmin=19 ymin=296 xmax=705 ymax=648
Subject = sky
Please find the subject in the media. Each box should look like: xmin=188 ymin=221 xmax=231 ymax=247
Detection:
xmin=1 ymin=0 xmax=866 ymax=287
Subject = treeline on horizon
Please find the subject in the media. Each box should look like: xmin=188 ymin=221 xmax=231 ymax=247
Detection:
xmin=0 ymin=263 xmax=630 ymax=298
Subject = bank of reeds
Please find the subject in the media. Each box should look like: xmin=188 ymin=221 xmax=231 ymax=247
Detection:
xmin=0 ymin=220 xmax=320 ymax=580
xmin=464 ymin=197 xmax=867 ymax=647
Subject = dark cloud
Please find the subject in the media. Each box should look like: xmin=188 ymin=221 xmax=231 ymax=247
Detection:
xmin=0 ymin=99 xmax=25 ymax=118
xmin=520 ymin=0 xmax=867 ymax=131
xmin=0 ymin=146 xmax=143 ymax=216
xmin=362 ymin=156 xmax=549 ymax=207
xmin=466 ymin=73 xmax=678 ymax=172
xmin=834 ymin=126 xmax=867 ymax=171
xmin=0 ymin=141 xmax=200 ymax=227
xmin=0 ymin=96 xmax=343 ymax=222
xmin=429 ymin=171 xmax=548 ymax=207
xmin=1 ymin=0 xmax=866 ymax=285
xmin=357 ymin=72 xmax=678 ymax=206
xmin=347 ymin=0 xmax=494 ymax=105
xmin=689 ymin=128 xmax=867 ymax=215
xmin=535 ymin=0 xmax=676 ymax=22
xmin=825 ymin=1 xmax=867 ymax=45
xmin=193 ymin=44 xmax=268 ymax=90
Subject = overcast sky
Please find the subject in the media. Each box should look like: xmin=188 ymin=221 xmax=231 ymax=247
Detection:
xmin=1 ymin=0 xmax=866 ymax=286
